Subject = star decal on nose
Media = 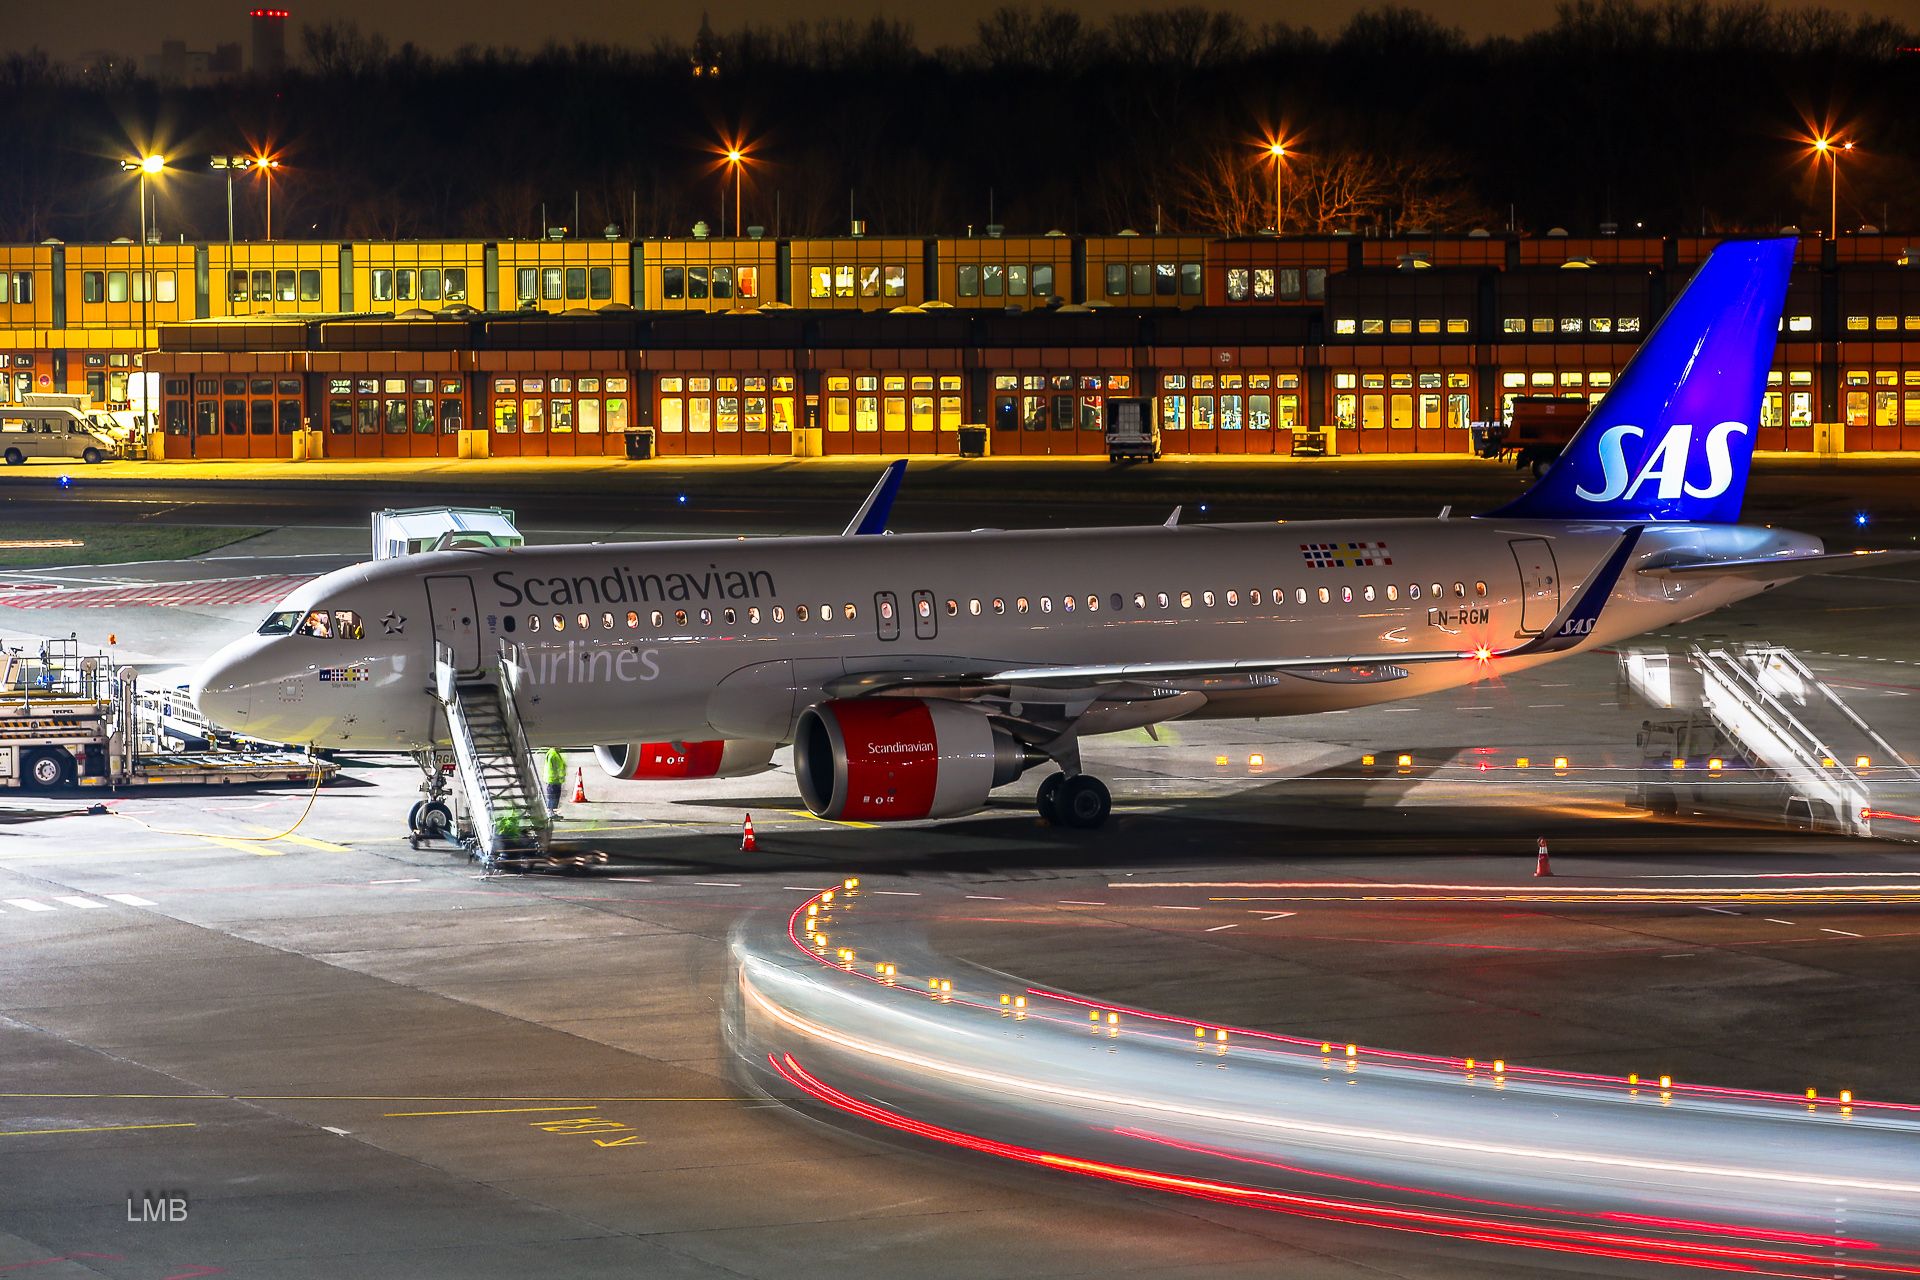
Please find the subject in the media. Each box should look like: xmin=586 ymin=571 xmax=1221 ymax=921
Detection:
xmin=381 ymin=611 xmax=406 ymax=635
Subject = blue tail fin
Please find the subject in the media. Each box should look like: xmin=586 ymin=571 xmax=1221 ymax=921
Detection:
xmin=1492 ymin=238 xmax=1795 ymax=524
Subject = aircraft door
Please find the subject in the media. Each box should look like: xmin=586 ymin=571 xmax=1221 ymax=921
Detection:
xmin=424 ymin=574 xmax=482 ymax=672
xmin=910 ymin=589 xmax=937 ymax=640
xmin=1509 ymin=538 xmax=1560 ymax=635
xmin=875 ymin=591 xmax=900 ymax=641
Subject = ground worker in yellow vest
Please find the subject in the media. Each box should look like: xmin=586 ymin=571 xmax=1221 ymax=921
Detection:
xmin=542 ymin=746 xmax=567 ymax=815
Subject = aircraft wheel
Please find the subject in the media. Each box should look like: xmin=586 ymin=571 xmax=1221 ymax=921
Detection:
xmin=1035 ymin=772 xmax=1066 ymax=823
xmin=417 ymin=801 xmax=454 ymax=840
xmin=1059 ymin=775 xmax=1111 ymax=829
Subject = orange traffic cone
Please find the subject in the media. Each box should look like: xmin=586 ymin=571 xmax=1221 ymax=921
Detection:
xmin=1534 ymin=837 xmax=1552 ymax=877
xmin=741 ymin=813 xmax=757 ymax=852
xmin=573 ymin=768 xmax=587 ymax=804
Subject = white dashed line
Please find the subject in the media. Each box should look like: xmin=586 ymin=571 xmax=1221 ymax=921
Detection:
xmin=1154 ymin=904 xmax=1204 ymax=911
xmin=102 ymin=893 xmax=157 ymax=907
xmin=873 ymin=890 xmax=920 ymax=897
xmin=1698 ymin=906 xmax=1740 ymax=916
xmin=1059 ymin=900 xmax=1106 ymax=906
xmin=1764 ymin=918 xmax=1795 ymax=925
xmin=694 ymin=881 xmax=743 ymax=888
xmin=965 ymin=894 xmax=1006 ymax=901
xmin=369 ymin=878 xmax=420 ymax=885
xmin=3 ymin=899 xmax=53 ymax=912
xmin=1255 ymin=911 xmax=1298 ymax=921
xmin=53 ymin=896 xmax=106 ymax=909
xmin=1821 ymin=928 xmax=1864 ymax=938
xmin=1205 ymin=923 xmax=1240 ymax=932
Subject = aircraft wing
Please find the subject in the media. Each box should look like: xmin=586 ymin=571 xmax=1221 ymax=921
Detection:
xmin=1637 ymin=549 xmax=1920 ymax=584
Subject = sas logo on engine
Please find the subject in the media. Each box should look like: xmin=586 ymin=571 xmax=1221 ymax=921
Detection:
xmin=318 ymin=666 xmax=371 ymax=684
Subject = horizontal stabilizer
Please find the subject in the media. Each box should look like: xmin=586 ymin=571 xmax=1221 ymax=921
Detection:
xmin=1639 ymin=549 xmax=1920 ymax=583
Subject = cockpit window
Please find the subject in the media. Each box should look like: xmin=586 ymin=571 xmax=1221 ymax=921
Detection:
xmin=258 ymin=610 xmax=301 ymax=635
xmin=334 ymin=610 xmax=364 ymax=640
xmin=297 ymin=610 xmax=332 ymax=638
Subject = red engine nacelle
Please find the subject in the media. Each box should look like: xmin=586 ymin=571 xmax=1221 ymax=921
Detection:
xmin=595 ymin=739 xmax=776 ymax=780
xmin=793 ymin=699 xmax=1044 ymax=821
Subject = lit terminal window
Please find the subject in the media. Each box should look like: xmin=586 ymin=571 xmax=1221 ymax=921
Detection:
xmin=1618 ymin=317 xmax=1641 ymax=332
xmin=1502 ymin=317 xmax=1524 ymax=333
xmin=1334 ymin=318 xmax=1356 ymax=335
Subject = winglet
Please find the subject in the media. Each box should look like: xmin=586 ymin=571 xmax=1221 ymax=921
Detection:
xmin=1503 ymin=527 xmax=1644 ymax=657
xmin=1164 ymin=505 xmax=1183 ymax=528
xmin=843 ymin=461 xmax=906 ymax=536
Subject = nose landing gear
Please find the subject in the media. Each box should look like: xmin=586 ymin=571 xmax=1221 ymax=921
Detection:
xmin=408 ymin=748 xmax=459 ymax=848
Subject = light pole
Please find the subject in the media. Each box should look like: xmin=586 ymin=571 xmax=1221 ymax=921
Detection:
xmin=1267 ymin=141 xmax=1288 ymax=236
xmin=210 ymin=156 xmax=239 ymax=242
xmin=118 ymin=154 xmax=164 ymax=428
xmin=725 ymin=149 xmax=743 ymax=239
xmin=1812 ymin=136 xmax=1854 ymax=241
xmin=242 ymin=155 xmax=282 ymax=241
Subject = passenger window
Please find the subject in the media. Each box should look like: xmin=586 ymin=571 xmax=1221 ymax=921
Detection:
xmin=1133 ymin=593 xmax=1146 ymax=609
xmin=946 ymin=599 xmax=958 ymax=617
xmin=1386 ymin=585 xmax=1398 ymax=601
xmin=1454 ymin=582 xmax=1466 ymax=598
xmin=1475 ymin=581 xmax=1487 ymax=597
xmin=1317 ymin=587 xmax=1330 ymax=604
xmin=723 ymin=608 xmax=736 ymax=625
xmin=1363 ymin=585 xmax=1375 ymax=602
xmin=797 ymin=605 xmax=810 ymax=622
xmin=1041 ymin=597 xmax=1053 ymax=613
xmin=675 ymin=610 xmax=688 ymax=626
xmin=1409 ymin=584 xmax=1422 ymax=600
xmin=1179 ymin=592 xmax=1193 ymax=608
xmin=1250 ymin=590 xmax=1262 ymax=606
xmin=991 ymin=598 xmax=1004 ymax=614
xmin=577 ymin=613 xmax=590 ymax=630
xmin=627 ymin=611 xmax=640 ymax=627
xmin=969 ymin=599 xmax=981 ymax=616
xmin=773 ymin=606 xmax=785 ymax=623
xmin=845 ymin=603 xmax=857 ymax=620
xmin=1341 ymin=586 xmax=1353 ymax=603
xmin=1432 ymin=583 xmax=1444 ymax=599
xmin=1062 ymin=596 xmax=1075 ymax=613
xmin=699 ymin=609 xmax=712 ymax=625
xmin=1017 ymin=597 xmax=1029 ymax=614
xmin=503 ymin=615 xmax=517 ymax=634
xmin=529 ymin=615 xmax=541 ymax=632
xmin=1226 ymin=591 xmax=1238 ymax=607
xmin=602 ymin=612 xmax=615 ymax=629
xmin=1109 ymin=593 xmax=1122 ymax=611
xmin=1156 ymin=592 xmax=1169 ymax=608
xmin=1087 ymin=595 xmax=1100 ymax=612
xmin=333 ymin=610 xmax=364 ymax=639
xmin=553 ymin=614 xmax=566 ymax=631
xmin=748 ymin=607 xmax=761 ymax=624
xmin=1202 ymin=591 xmax=1216 ymax=607
xmin=651 ymin=610 xmax=664 ymax=627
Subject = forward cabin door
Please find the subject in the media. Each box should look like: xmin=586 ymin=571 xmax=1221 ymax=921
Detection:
xmin=1509 ymin=539 xmax=1561 ymax=635
xmin=425 ymin=575 xmax=483 ymax=673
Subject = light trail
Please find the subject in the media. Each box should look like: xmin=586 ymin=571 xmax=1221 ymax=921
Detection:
xmin=730 ymin=882 xmax=1920 ymax=1275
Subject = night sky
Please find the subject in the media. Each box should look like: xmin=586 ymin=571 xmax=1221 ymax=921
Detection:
xmin=25 ymin=0 xmax=1920 ymax=60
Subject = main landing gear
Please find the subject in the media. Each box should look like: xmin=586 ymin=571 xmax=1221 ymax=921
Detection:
xmin=1036 ymin=771 xmax=1111 ymax=829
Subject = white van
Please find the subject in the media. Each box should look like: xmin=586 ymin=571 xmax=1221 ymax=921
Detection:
xmin=0 ymin=406 xmax=122 ymax=464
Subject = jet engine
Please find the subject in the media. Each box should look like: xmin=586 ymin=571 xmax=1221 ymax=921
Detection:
xmin=793 ymin=698 xmax=1045 ymax=821
xmin=595 ymin=739 xmax=777 ymax=780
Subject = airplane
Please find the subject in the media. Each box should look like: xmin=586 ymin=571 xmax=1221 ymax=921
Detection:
xmin=193 ymin=237 xmax=1913 ymax=834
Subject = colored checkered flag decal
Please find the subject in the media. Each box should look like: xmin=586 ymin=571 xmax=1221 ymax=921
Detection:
xmin=1299 ymin=541 xmax=1393 ymax=569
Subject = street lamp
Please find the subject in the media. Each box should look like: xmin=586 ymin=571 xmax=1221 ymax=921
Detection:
xmin=241 ymin=154 xmax=282 ymax=241
xmin=725 ymin=148 xmax=744 ymax=239
xmin=117 ymin=153 xmax=165 ymax=431
xmin=1811 ymin=135 xmax=1854 ymax=241
xmin=210 ymin=156 xmax=241 ymax=242
xmin=1267 ymin=141 xmax=1288 ymax=236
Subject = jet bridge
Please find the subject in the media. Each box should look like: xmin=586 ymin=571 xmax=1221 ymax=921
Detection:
xmin=1620 ymin=641 xmax=1918 ymax=839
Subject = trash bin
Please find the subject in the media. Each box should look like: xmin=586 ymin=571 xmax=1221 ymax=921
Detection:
xmin=957 ymin=426 xmax=988 ymax=458
xmin=624 ymin=430 xmax=655 ymax=461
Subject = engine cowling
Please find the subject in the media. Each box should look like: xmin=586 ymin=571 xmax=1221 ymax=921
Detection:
xmin=595 ymin=739 xmax=776 ymax=780
xmin=794 ymin=699 xmax=1044 ymax=821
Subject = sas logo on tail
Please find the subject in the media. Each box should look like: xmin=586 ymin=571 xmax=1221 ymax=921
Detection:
xmin=1574 ymin=421 xmax=1749 ymax=505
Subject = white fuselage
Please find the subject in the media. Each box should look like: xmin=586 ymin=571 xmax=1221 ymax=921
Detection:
xmin=192 ymin=516 xmax=1816 ymax=752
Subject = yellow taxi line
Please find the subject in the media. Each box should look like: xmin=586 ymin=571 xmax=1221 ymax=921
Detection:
xmin=0 ymin=1122 xmax=197 ymax=1138
xmin=778 ymin=808 xmax=876 ymax=830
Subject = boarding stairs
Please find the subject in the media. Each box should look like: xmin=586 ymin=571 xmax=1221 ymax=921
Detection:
xmin=434 ymin=642 xmax=549 ymax=863
xmin=1620 ymin=641 xmax=1917 ymax=838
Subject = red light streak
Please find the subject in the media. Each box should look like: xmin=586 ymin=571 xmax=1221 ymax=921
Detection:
xmin=770 ymin=1053 xmax=1920 ymax=1276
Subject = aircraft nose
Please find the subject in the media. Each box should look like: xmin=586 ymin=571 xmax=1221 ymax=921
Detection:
xmin=191 ymin=645 xmax=255 ymax=732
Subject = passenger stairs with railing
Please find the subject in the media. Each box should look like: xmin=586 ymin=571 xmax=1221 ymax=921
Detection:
xmin=1620 ymin=641 xmax=1917 ymax=838
xmin=433 ymin=642 xmax=549 ymax=864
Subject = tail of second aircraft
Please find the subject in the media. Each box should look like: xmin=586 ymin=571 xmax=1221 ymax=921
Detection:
xmin=1491 ymin=237 xmax=1796 ymax=524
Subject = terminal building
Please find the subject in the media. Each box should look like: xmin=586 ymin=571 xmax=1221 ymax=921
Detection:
xmin=2 ymin=231 xmax=1917 ymax=459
